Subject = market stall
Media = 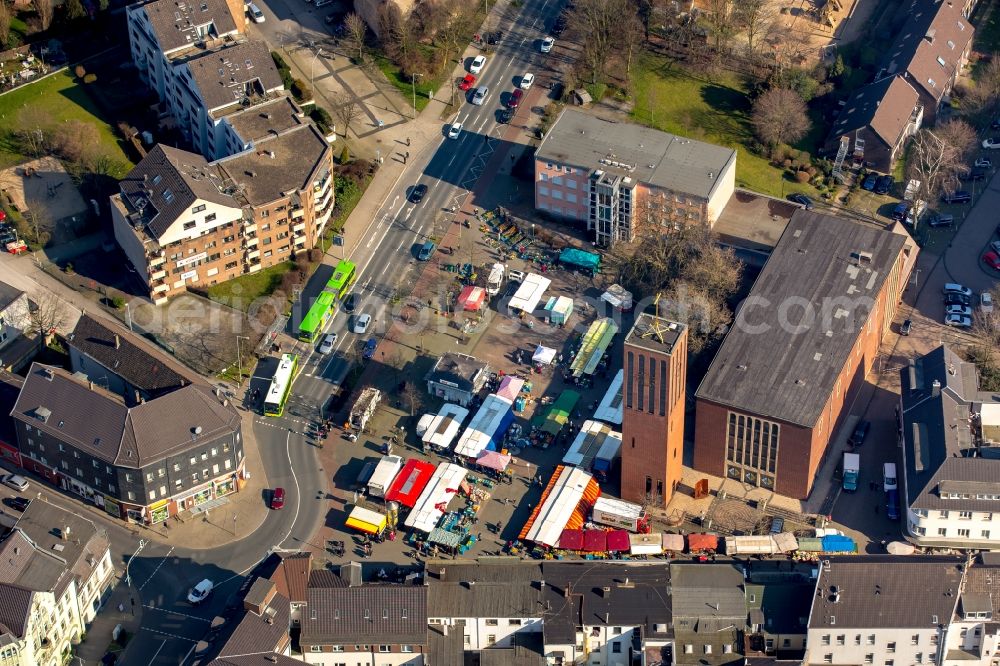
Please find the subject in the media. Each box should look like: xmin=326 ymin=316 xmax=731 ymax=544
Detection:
xmin=593 ymin=369 xmax=624 ymax=426
xmin=532 ymin=345 xmax=557 ymax=368
xmin=543 ymin=295 xmax=574 ymax=325
xmin=421 ymin=403 xmax=470 ymax=451
xmin=662 ymin=533 xmax=685 ymax=553
xmin=454 ymin=394 xmax=515 ymax=459
xmin=584 ymin=529 xmax=608 ymax=552
xmin=629 ymin=533 xmax=663 ymax=556
xmin=475 ymin=450 xmax=512 ymax=473
xmin=600 ymin=284 xmax=633 ymax=311
xmin=404 ymin=463 xmax=469 ymax=533
xmin=427 ymin=527 xmax=466 ymax=555
xmin=559 ymin=528 xmax=584 ymax=550
xmin=773 ymin=532 xmax=799 ymax=553
xmin=384 ymin=459 xmax=436 ymax=509
xmin=687 ymin=533 xmax=719 ymax=553
xmin=563 ymin=419 xmax=621 ymax=470
xmin=457 ymin=285 xmax=487 ymax=311
xmin=541 ymin=390 xmax=581 ymax=436
xmin=607 ymin=530 xmax=631 ymax=553
xmin=518 ymin=465 xmax=601 ymax=547
xmin=496 ymin=376 xmax=525 ymax=403
xmin=508 ymin=273 xmax=552 ymax=314
xmin=345 ymin=505 xmax=387 ymax=535
xmin=570 ymin=318 xmax=618 ymax=377
xmin=558 ymin=247 xmax=601 ymax=275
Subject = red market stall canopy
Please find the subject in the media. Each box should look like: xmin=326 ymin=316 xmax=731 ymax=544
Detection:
xmin=384 ymin=459 xmax=436 ymax=508
xmin=687 ymin=533 xmax=719 ymax=552
xmin=457 ymin=285 xmax=487 ymax=311
xmin=606 ymin=530 xmax=631 ymax=553
xmin=584 ymin=529 xmax=608 ymax=552
xmin=475 ymin=450 xmax=512 ymax=472
xmin=559 ymin=528 xmax=584 ymax=550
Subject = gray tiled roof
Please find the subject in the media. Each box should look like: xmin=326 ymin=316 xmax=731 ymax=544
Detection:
xmin=301 ymin=583 xmax=427 ymax=644
xmin=118 ymin=144 xmax=240 ymax=239
xmin=68 ymin=314 xmax=197 ymax=398
xmin=137 ymin=0 xmax=239 ymax=55
xmin=207 ymin=656 xmax=302 ymax=666
xmin=425 ymin=561 xmax=543 ymax=617
xmin=536 ymin=108 xmax=736 ymax=200
xmin=0 ymin=280 xmax=24 ymax=312
xmin=0 ymin=530 xmax=70 ymax=594
xmin=828 ymin=75 xmax=919 ymax=148
xmin=14 ymin=500 xmax=109 ymax=591
xmin=11 ymin=363 xmax=241 ymax=468
xmin=0 ymin=584 xmax=33 ymax=641
xmin=671 ymin=563 xmax=746 ymax=619
xmin=225 ymin=96 xmax=305 ymax=144
xmin=212 ymin=590 xmax=291 ymax=659
xmin=809 ymin=556 xmax=964 ymax=629
xmin=185 ymin=40 xmax=284 ymax=113
xmin=426 ymin=625 xmax=464 ymax=666
xmin=696 ymin=211 xmax=907 ymax=426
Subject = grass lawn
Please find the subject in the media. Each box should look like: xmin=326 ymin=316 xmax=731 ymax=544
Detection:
xmin=374 ymin=51 xmax=440 ymax=114
xmin=206 ymin=261 xmax=295 ymax=311
xmin=0 ymin=69 xmax=132 ymax=176
xmin=631 ymin=54 xmax=821 ymax=198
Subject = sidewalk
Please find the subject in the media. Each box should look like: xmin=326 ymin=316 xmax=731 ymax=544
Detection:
xmin=73 ymin=575 xmax=143 ymax=666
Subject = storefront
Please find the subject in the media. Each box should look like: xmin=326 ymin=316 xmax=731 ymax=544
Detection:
xmin=176 ymin=484 xmax=214 ymax=512
xmin=101 ymin=494 xmax=121 ymax=519
xmin=0 ymin=440 xmax=21 ymax=467
xmin=215 ymin=475 xmax=237 ymax=497
xmin=148 ymin=499 xmax=170 ymax=524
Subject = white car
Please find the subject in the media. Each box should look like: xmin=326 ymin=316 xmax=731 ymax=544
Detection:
xmin=983 ymin=137 xmax=1000 ymax=149
xmin=447 ymin=122 xmax=462 ymax=139
xmin=187 ymin=579 xmax=214 ymax=605
xmin=247 ymin=2 xmax=265 ymax=22
xmin=507 ymin=269 xmax=525 ymax=283
xmin=472 ymin=86 xmax=488 ymax=105
xmin=520 ymin=73 xmax=535 ymax=89
xmin=470 ymin=55 xmax=486 ymax=74
xmin=2 ymin=474 xmax=28 ymax=492
xmin=945 ymin=313 xmax=973 ymax=328
xmin=946 ymin=304 xmax=973 ymax=317
xmin=943 ymin=283 xmax=973 ymax=298
xmin=352 ymin=313 xmax=371 ymax=334
xmin=976 ymin=157 xmax=993 ymax=169
xmin=540 ymin=37 xmax=554 ymax=53
xmin=982 ymin=292 xmax=995 ymax=313
xmin=318 ymin=333 xmax=337 ymax=354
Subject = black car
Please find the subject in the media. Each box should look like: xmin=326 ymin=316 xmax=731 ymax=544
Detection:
xmin=409 ymin=183 xmax=428 ymax=204
xmin=960 ymin=170 xmax=987 ymax=182
xmin=944 ymin=292 xmax=971 ymax=306
xmin=874 ymin=175 xmax=893 ymax=195
xmin=861 ymin=173 xmax=878 ymax=191
xmin=343 ymin=292 xmax=359 ymax=312
xmin=788 ymin=193 xmax=814 ymax=209
xmin=2 ymin=496 xmax=30 ymax=512
xmin=498 ymin=108 xmax=514 ymax=124
xmin=849 ymin=420 xmax=871 ymax=447
xmin=941 ymin=190 xmax=972 ymax=204
xmin=900 ymin=319 xmax=912 ymax=336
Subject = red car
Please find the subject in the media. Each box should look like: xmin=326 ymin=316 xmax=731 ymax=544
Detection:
xmin=271 ymin=487 xmax=285 ymax=510
xmin=984 ymin=251 xmax=1000 ymax=271
xmin=458 ymin=74 xmax=477 ymax=91
xmin=508 ymin=88 xmax=524 ymax=109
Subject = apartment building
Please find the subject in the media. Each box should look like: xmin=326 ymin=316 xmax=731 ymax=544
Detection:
xmin=0 ymin=280 xmax=29 ymax=351
xmin=942 ymin=554 xmax=1000 ymax=666
xmin=805 ymin=557 xmax=964 ymax=666
xmin=672 ymin=564 xmax=746 ymax=666
xmin=694 ymin=211 xmax=915 ymax=499
xmin=899 ymin=345 xmax=1000 ymax=549
xmin=111 ymin=107 xmax=333 ymax=302
xmin=534 ymin=108 xmax=736 ymax=245
xmin=10 ymin=363 xmax=245 ymax=524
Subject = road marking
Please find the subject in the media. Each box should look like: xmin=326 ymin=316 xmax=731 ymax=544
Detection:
xmin=142 ymin=605 xmax=212 ymax=623
xmin=148 ymin=640 xmax=166 ymax=663
xmin=143 ymin=627 xmax=198 ymax=643
xmin=138 ymin=547 xmax=175 ymax=591
xmin=278 ymin=430 xmax=303 ymax=548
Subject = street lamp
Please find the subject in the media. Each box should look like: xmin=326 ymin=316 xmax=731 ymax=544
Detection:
xmin=236 ymin=335 xmax=250 ymax=387
xmin=310 ymin=48 xmax=324 ymax=91
xmin=411 ymin=73 xmax=421 ymax=120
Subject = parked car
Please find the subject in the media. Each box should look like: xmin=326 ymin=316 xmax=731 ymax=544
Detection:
xmin=343 ymin=293 xmax=358 ymax=313
xmin=352 ymin=314 xmax=372 ymax=334
xmin=945 ymin=313 xmax=973 ymax=328
xmin=1 ymin=474 xmax=28 ymax=492
xmin=247 ymin=3 xmax=265 ymax=22
xmin=976 ymin=157 xmax=993 ymax=169
xmin=944 ymin=293 xmax=971 ymax=306
xmin=447 ymin=122 xmax=463 ymax=139
xmin=470 ymin=55 xmax=486 ymax=74
xmin=187 ymin=579 xmax=214 ymax=605
xmin=520 ymin=73 xmax=535 ymax=89
xmin=982 ymin=292 xmax=994 ymax=313
xmin=942 ymin=191 xmax=972 ymax=204
xmin=319 ymin=333 xmax=337 ymax=354
xmin=508 ymin=88 xmax=524 ymax=109
xmin=862 ymin=173 xmax=878 ymax=191
xmin=946 ymin=304 xmax=973 ymax=317
xmin=458 ymin=74 xmax=477 ymax=91
xmin=943 ymin=283 xmax=973 ymax=298
xmin=270 ymin=487 xmax=285 ymax=510
xmin=928 ymin=213 xmax=954 ymax=228
xmin=960 ymin=170 xmax=987 ymax=182
xmin=769 ymin=516 xmax=784 ymax=534
xmin=507 ymin=269 xmax=525 ymax=283
xmin=540 ymin=36 xmax=555 ymax=52
xmin=498 ymin=108 xmax=514 ymax=124
xmin=409 ymin=183 xmax=428 ymax=204
xmin=983 ymin=137 xmax=1000 ymax=149
xmin=2 ymin=496 xmax=29 ymax=512
xmin=472 ymin=86 xmax=489 ymax=105
xmin=891 ymin=201 xmax=910 ymax=221
xmin=849 ymin=420 xmax=871 ymax=447
xmin=788 ymin=193 xmax=814 ymax=209
xmin=417 ymin=241 xmax=436 ymax=261
xmin=363 ymin=337 xmax=378 ymax=360
xmin=874 ymin=175 xmax=893 ymax=195
xmin=886 ymin=489 xmax=901 ymax=521
xmin=900 ymin=319 xmax=912 ymax=336
xmin=991 ymin=240 xmax=1000 ymax=255
xmin=983 ymin=250 xmax=1000 ymax=271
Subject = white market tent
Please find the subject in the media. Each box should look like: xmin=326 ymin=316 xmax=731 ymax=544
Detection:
xmin=601 ymin=284 xmax=633 ymax=311
xmin=532 ymin=345 xmax=557 ymax=366
xmin=421 ymin=403 xmax=470 ymax=450
xmin=593 ymin=369 xmax=624 ymax=425
xmin=404 ymin=462 xmax=468 ymax=533
xmin=562 ymin=420 xmax=620 ymax=469
xmin=453 ymin=394 xmax=514 ymax=459
xmin=416 ymin=413 xmax=435 ymax=437
xmin=508 ymin=273 xmax=552 ymax=313
xmin=523 ymin=466 xmax=595 ymax=547
xmin=629 ymin=533 xmax=663 ymax=555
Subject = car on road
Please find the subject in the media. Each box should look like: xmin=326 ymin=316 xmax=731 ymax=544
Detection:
xmin=1 ymin=474 xmax=28 ymax=492
xmin=247 ymin=2 xmax=264 ymax=22
xmin=862 ymin=173 xmax=878 ymax=191
xmin=520 ymin=73 xmax=535 ymax=89
xmin=886 ymin=489 xmax=900 ymax=521
xmin=900 ymin=319 xmax=912 ymax=336
xmin=470 ymin=55 xmax=486 ymax=74
xmin=944 ymin=293 xmax=971 ymax=306
xmin=540 ymin=36 xmax=554 ymax=52
xmin=352 ymin=314 xmax=371 ymax=334
xmin=498 ymin=108 xmax=514 ymax=124
xmin=941 ymin=190 xmax=972 ymax=204
xmin=318 ymin=333 xmax=337 ymax=354
xmin=343 ymin=293 xmax=358 ymax=313
xmin=447 ymin=122 xmax=462 ymax=139
xmin=928 ymin=212 xmax=954 ymax=228
xmin=508 ymin=88 xmax=524 ymax=109
xmin=943 ymin=283 xmax=974 ymax=298
xmin=976 ymin=157 xmax=993 ymax=169
xmin=849 ymin=420 xmax=871 ymax=447
xmin=472 ymin=86 xmax=488 ymax=105
xmin=945 ymin=313 xmax=973 ymax=328
xmin=417 ymin=241 xmax=436 ymax=261
xmin=982 ymin=292 xmax=994 ymax=313
xmin=874 ymin=175 xmax=893 ymax=195
xmin=2 ymin=496 xmax=29 ymax=512
xmin=458 ymin=74 xmax=476 ymax=91
xmin=787 ymin=193 xmax=813 ymax=209
xmin=961 ymin=170 xmax=987 ymax=182
xmin=270 ymin=487 xmax=285 ymax=510
xmin=409 ymin=183 xmax=428 ymax=204
xmin=187 ymin=579 xmax=214 ymax=605
xmin=363 ymin=337 xmax=378 ymax=360
xmin=946 ymin=304 xmax=973 ymax=317
xmin=983 ymin=250 xmax=1000 ymax=271
xmin=983 ymin=138 xmax=1000 ymax=149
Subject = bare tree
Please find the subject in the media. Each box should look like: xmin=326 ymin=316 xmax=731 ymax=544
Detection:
xmin=906 ymin=127 xmax=971 ymax=201
xmin=936 ymin=119 xmax=978 ymax=166
xmin=751 ymin=88 xmax=810 ymax=154
xmin=703 ymin=0 xmax=737 ymax=52
xmin=34 ymin=0 xmax=53 ymax=30
xmin=28 ymin=291 xmax=69 ymax=347
xmin=0 ymin=1 xmax=11 ymax=49
xmin=401 ymin=382 xmax=423 ymax=417
xmin=570 ymin=0 xmax=635 ymax=84
xmin=621 ymin=14 xmax=645 ymax=84
xmin=964 ymin=53 xmax=1000 ymax=116
xmin=52 ymin=120 xmax=101 ymax=164
xmin=344 ymin=12 xmax=367 ymax=62
xmin=737 ymin=0 xmax=779 ymax=55
xmin=438 ymin=4 xmax=477 ymax=71
xmin=656 ymin=281 xmax=732 ymax=354
xmin=333 ymin=99 xmax=362 ymax=138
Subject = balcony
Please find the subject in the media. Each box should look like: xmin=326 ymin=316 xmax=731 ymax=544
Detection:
xmin=292 ymin=222 xmax=306 ymax=233
xmin=246 ymin=248 xmax=260 ymax=260
xmin=243 ymin=221 xmax=257 ymax=234
xmin=243 ymin=236 xmax=258 ymax=249
xmin=149 ymin=254 xmax=166 ymax=267
xmin=151 ymin=269 xmax=166 ymax=281
xmin=248 ymin=262 xmax=262 ymax=273
xmin=291 ymin=206 xmax=305 ymax=220
xmin=315 ymin=186 xmax=333 ymax=210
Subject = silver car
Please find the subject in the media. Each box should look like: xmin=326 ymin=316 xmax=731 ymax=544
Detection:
xmin=472 ymin=86 xmax=488 ymax=105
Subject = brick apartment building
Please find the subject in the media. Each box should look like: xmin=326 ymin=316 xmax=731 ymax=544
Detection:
xmin=111 ymin=97 xmax=333 ymax=303
xmin=693 ymin=211 xmax=916 ymax=499
xmin=620 ymin=314 xmax=687 ymax=508
xmin=534 ymin=108 xmax=736 ymax=245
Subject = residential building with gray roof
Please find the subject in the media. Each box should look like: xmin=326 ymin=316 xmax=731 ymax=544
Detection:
xmin=534 ymin=108 xmax=736 ymax=244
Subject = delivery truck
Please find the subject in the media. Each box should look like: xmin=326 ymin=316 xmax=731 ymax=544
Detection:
xmin=591 ymin=496 xmax=650 ymax=533
xmin=842 ymin=452 xmax=860 ymax=492
xmin=367 ymin=454 xmax=403 ymax=498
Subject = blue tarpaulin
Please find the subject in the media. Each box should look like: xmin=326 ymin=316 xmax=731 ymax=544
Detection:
xmin=820 ymin=535 xmax=857 ymax=553
xmin=558 ymin=248 xmax=601 ymax=272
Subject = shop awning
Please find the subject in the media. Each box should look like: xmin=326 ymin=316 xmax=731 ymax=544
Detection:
xmin=404 ymin=463 xmax=469 ymax=533
xmin=427 ymin=528 xmax=464 ymax=549
xmin=496 ymin=376 xmax=525 ymax=402
xmin=345 ymin=506 xmax=387 ymax=535
xmin=559 ymin=528 xmax=584 ymax=550
xmin=584 ymin=529 xmax=607 ymax=552
xmin=662 ymin=533 xmax=685 ymax=552
xmin=457 ymin=285 xmax=487 ymax=311
xmin=887 ymin=541 xmax=916 ymax=555
xmin=384 ymin=459 xmax=436 ymax=508
xmin=606 ymin=530 xmax=631 ymax=552
xmin=687 ymin=533 xmax=718 ymax=552
xmin=532 ymin=345 xmax=557 ymax=365
xmin=630 ymin=533 xmax=663 ymax=555
xmin=475 ymin=450 xmax=512 ymax=472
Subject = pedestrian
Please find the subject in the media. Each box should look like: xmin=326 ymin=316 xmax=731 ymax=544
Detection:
xmin=406 ymin=136 xmax=411 ymax=147
xmin=405 ymin=151 xmax=410 ymax=160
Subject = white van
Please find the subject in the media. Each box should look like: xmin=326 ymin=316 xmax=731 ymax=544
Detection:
xmin=247 ymin=3 xmax=265 ymax=22
xmin=883 ymin=462 xmax=897 ymax=492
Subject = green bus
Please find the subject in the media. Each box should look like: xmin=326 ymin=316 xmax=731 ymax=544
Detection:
xmin=326 ymin=260 xmax=357 ymax=299
xmin=299 ymin=291 xmax=335 ymax=342
xmin=263 ymin=353 xmax=298 ymax=417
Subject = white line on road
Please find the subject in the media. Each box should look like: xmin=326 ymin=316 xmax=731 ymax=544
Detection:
xmin=148 ymin=640 xmax=167 ymax=663
xmin=142 ymin=605 xmax=212 ymax=623
xmin=143 ymin=627 xmax=198 ymax=643
xmin=278 ymin=430 xmax=302 ymax=548
xmin=138 ymin=547 xmax=174 ymax=591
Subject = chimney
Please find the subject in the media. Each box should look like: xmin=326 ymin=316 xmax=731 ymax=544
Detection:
xmin=89 ymin=381 xmax=94 ymax=391
xmin=134 ymin=390 xmax=141 ymax=404
xmin=114 ymin=334 xmax=120 ymax=349
xmin=932 ymin=379 xmax=941 ymax=397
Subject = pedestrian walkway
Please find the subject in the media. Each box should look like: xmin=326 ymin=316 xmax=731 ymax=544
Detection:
xmin=73 ymin=575 xmax=143 ymax=666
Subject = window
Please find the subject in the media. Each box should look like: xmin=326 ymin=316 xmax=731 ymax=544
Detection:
xmin=378 ymin=646 xmax=390 ymax=653
xmin=959 ymin=511 xmax=973 ymax=519
xmin=822 ymin=636 xmax=831 ymax=646
xmin=885 ymin=661 xmax=894 ymax=666
xmin=205 ymin=213 xmax=216 ymax=223
xmin=183 ymin=221 xmax=196 ymax=230
xmin=958 ymin=528 xmax=970 ymax=537
xmin=488 ymin=635 xmax=496 ymax=645
xmin=912 ymin=635 xmax=919 ymax=645
xmin=486 ymin=619 xmax=499 ymax=626
xmin=509 ymin=619 xmax=522 ymax=626
xmin=401 ymin=645 xmax=413 ymax=653
xmin=149 ymin=489 xmax=157 ymax=500
xmin=916 ymin=653 xmax=923 ymax=664
xmin=684 ymin=645 xmax=693 ymax=654
xmin=868 ymin=635 xmax=876 ymax=645
xmin=723 ymin=645 xmax=733 ymax=654
xmin=704 ymin=646 xmax=712 ymax=655
xmin=309 ymin=647 xmax=321 ymax=653
xmin=887 ymin=642 xmax=896 ymax=653
xmin=823 ymin=655 xmax=833 ymax=664
xmin=864 ymin=655 xmax=874 ymax=664
xmin=938 ymin=528 xmax=947 ymax=536
xmin=192 ymin=204 xmax=206 ymax=214
xmin=612 ymin=643 xmax=621 ymax=654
